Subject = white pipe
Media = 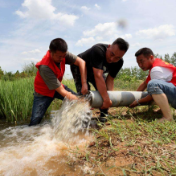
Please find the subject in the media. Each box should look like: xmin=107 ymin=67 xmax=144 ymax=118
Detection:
xmin=89 ymin=91 xmax=150 ymax=108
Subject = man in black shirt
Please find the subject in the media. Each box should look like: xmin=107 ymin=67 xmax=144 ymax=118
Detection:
xmin=71 ymin=38 xmax=129 ymax=122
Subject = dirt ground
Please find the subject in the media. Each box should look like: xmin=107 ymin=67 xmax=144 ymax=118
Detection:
xmin=64 ymin=107 xmax=176 ymax=176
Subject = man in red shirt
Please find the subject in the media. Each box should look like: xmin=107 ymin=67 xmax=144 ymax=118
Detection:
xmin=130 ymin=47 xmax=176 ymax=122
xmin=29 ymin=38 xmax=88 ymax=126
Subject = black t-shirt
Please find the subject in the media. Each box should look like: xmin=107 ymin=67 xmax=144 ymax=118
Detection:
xmin=78 ymin=44 xmax=123 ymax=78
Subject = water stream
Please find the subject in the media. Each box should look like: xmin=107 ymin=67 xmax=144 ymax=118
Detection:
xmin=0 ymin=98 xmax=94 ymax=176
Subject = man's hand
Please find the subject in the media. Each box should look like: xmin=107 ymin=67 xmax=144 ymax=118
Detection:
xmin=81 ymin=82 xmax=88 ymax=95
xmin=101 ymin=99 xmax=112 ymax=109
xmin=55 ymin=86 xmax=78 ymax=100
xmin=129 ymin=100 xmax=138 ymax=108
xmin=93 ymin=67 xmax=112 ymax=109
xmin=130 ymin=95 xmax=153 ymax=108
xmin=66 ymin=92 xmax=78 ymax=100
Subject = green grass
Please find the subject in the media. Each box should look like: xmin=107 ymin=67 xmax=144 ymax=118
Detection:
xmin=0 ymin=78 xmax=34 ymax=122
xmin=114 ymin=79 xmax=142 ymax=91
xmin=0 ymin=78 xmax=77 ymax=122
xmin=62 ymin=79 xmax=76 ymax=91
xmin=67 ymin=109 xmax=176 ymax=175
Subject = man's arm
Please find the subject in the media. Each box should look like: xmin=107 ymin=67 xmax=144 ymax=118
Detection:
xmin=130 ymin=80 xmax=152 ymax=107
xmin=39 ymin=65 xmax=77 ymax=100
xmin=55 ymin=86 xmax=77 ymax=100
xmin=93 ymin=67 xmax=112 ymax=109
xmin=73 ymin=57 xmax=88 ymax=95
xmin=137 ymin=80 xmax=147 ymax=91
xmin=106 ymin=74 xmax=114 ymax=90
xmin=129 ymin=94 xmax=153 ymax=107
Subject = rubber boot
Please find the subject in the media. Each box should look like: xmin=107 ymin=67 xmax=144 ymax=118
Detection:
xmin=98 ymin=109 xmax=108 ymax=123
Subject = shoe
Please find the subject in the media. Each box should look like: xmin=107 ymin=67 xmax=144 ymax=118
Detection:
xmin=99 ymin=111 xmax=108 ymax=123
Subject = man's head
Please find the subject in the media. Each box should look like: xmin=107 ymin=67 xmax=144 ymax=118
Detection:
xmin=135 ymin=48 xmax=155 ymax=71
xmin=106 ymin=38 xmax=129 ymax=63
xmin=49 ymin=38 xmax=68 ymax=63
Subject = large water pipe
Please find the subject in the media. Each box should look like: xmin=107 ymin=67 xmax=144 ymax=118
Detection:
xmin=89 ymin=91 xmax=151 ymax=108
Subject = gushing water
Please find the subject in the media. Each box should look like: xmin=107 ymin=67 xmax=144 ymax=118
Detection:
xmin=0 ymin=98 xmax=94 ymax=176
xmin=52 ymin=98 xmax=92 ymax=141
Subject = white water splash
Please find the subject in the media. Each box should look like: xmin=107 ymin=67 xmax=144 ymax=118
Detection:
xmin=52 ymin=98 xmax=92 ymax=141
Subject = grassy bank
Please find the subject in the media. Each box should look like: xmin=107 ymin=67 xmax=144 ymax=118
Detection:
xmin=66 ymin=107 xmax=176 ymax=175
xmin=0 ymin=78 xmax=34 ymax=122
xmin=0 ymin=78 xmax=77 ymax=122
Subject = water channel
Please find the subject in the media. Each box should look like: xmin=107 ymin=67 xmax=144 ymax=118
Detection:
xmin=0 ymin=99 xmax=94 ymax=176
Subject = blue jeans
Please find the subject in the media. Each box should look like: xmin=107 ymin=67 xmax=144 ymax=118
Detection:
xmin=147 ymin=79 xmax=176 ymax=109
xmin=29 ymin=85 xmax=77 ymax=126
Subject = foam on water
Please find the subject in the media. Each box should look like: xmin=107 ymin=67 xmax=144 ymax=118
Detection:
xmin=52 ymin=98 xmax=92 ymax=141
xmin=0 ymin=98 xmax=93 ymax=176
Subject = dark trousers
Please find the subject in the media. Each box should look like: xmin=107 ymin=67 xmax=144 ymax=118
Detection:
xmin=70 ymin=65 xmax=108 ymax=116
xmin=29 ymin=85 xmax=77 ymax=126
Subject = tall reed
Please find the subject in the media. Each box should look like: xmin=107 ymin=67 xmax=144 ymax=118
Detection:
xmin=0 ymin=78 xmax=77 ymax=123
xmin=62 ymin=79 xmax=76 ymax=92
xmin=0 ymin=78 xmax=34 ymax=122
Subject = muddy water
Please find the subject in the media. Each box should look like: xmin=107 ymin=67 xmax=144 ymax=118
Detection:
xmin=0 ymin=99 xmax=94 ymax=176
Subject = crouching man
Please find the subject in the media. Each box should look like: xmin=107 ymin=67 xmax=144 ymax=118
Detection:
xmin=71 ymin=38 xmax=129 ymax=122
xmin=29 ymin=38 xmax=88 ymax=126
xmin=130 ymin=47 xmax=176 ymax=122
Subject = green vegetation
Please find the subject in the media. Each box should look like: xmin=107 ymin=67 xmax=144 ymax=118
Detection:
xmin=0 ymin=62 xmax=37 ymax=81
xmin=0 ymin=77 xmax=77 ymax=123
xmin=0 ymin=78 xmax=34 ymax=122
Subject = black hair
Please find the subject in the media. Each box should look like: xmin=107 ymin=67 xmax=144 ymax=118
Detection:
xmin=112 ymin=38 xmax=129 ymax=52
xmin=135 ymin=47 xmax=154 ymax=58
xmin=49 ymin=38 xmax=68 ymax=53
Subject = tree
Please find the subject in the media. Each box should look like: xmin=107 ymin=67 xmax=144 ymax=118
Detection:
xmin=131 ymin=66 xmax=138 ymax=79
xmin=1 ymin=71 xmax=14 ymax=81
xmin=138 ymin=69 xmax=148 ymax=80
xmin=171 ymin=52 xmax=176 ymax=66
xmin=155 ymin=53 xmax=163 ymax=60
xmin=164 ymin=54 xmax=171 ymax=63
xmin=14 ymin=70 xmax=20 ymax=79
xmin=23 ymin=62 xmax=37 ymax=76
xmin=0 ymin=66 xmax=4 ymax=79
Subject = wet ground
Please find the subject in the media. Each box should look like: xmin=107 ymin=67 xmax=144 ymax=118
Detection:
xmin=0 ymin=106 xmax=176 ymax=176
